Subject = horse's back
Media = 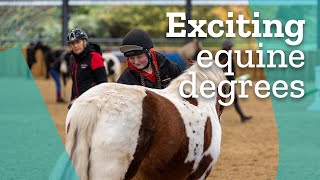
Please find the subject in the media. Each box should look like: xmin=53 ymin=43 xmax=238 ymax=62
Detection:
xmin=69 ymin=83 xmax=148 ymax=131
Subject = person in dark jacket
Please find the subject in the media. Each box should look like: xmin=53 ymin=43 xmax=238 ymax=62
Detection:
xmin=220 ymin=40 xmax=252 ymax=122
xmin=67 ymin=28 xmax=107 ymax=105
xmin=117 ymin=29 xmax=181 ymax=89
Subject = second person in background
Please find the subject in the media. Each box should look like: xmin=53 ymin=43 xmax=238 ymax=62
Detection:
xmin=220 ymin=40 xmax=252 ymax=122
xmin=117 ymin=29 xmax=181 ymax=89
xmin=67 ymin=28 xmax=107 ymax=107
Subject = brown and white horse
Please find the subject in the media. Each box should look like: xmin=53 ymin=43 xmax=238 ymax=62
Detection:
xmin=65 ymin=61 xmax=226 ymax=180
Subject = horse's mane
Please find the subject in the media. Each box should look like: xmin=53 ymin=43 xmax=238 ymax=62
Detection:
xmin=167 ymin=61 xmax=226 ymax=96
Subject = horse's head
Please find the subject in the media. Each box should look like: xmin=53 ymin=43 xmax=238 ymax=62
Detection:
xmin=178 ymin=39 xmax=203 ymax=64
xmin=102 ymin=52 xmax=118 ymax=70
xmin=102 ymin=52 xmax=122 ymax=82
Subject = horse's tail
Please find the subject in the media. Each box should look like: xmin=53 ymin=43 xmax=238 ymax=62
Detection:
xmin=65 ymin=102 xmax=101 ymax=180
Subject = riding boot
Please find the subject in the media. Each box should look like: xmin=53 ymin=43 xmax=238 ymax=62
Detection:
xmin=56 ymin=92 xmax=65 ymax=103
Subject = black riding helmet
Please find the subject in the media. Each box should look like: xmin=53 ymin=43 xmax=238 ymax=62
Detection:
xmin=67 ymin=28 xmax=88 ymax=43
xmin=120 ymin=29 xmax=154 ymax=57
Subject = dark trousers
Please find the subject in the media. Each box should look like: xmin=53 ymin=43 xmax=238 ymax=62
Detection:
xmin=227 ymin=76 xmax=247 ymax=119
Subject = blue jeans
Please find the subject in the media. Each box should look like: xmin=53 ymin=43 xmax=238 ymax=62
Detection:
xmin=50 ymin=69 xmax=61 ymax=94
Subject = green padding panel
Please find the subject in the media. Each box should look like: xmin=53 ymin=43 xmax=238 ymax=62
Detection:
xmin=249 ymin=2 xmax=320 ymax=179
xmin=0 ymin=47 xmax=78 ymax=179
